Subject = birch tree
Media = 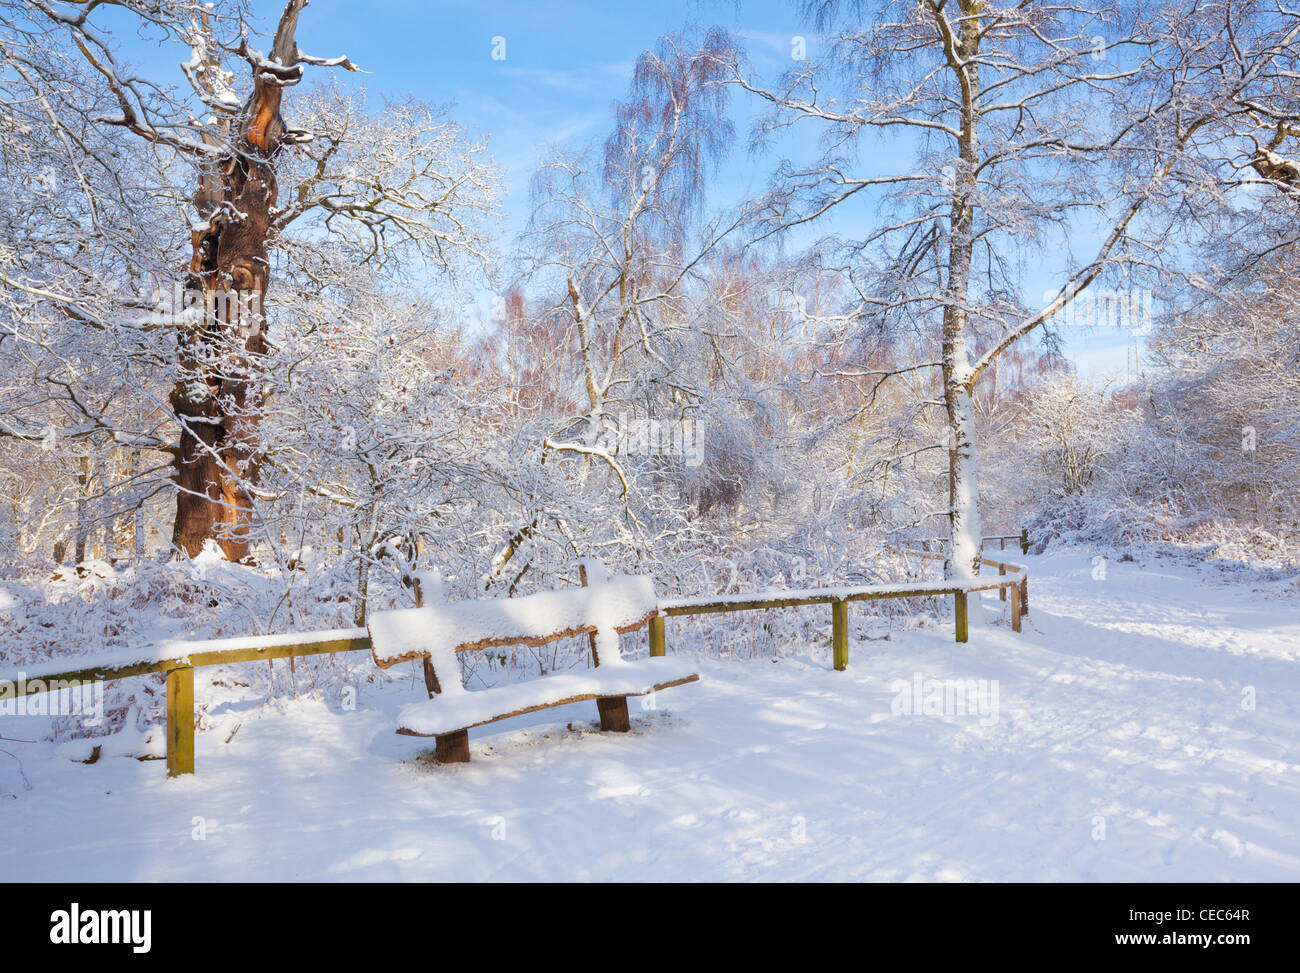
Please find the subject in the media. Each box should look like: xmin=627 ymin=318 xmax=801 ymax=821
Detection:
xmin=730 ymin=0 xmax=1300 ymax=576
xmin=500 ymin=30 xmax=752 ymax=576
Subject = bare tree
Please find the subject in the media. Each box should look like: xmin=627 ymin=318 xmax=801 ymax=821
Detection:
xmin=22 ymin=0 xmax=363 ymax=559
xmin=508 ymin=30 xmax=752 ymax=555
xmin=729 ymin=0 xmax=1300 ymax=576
xmin=6 ymin=2 xmax=499 ymax=564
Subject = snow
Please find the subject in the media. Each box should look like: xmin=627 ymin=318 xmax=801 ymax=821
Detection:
xmin=411 ymin=568 xmax=446 ymax=604
xmin=1260 ymin=148 xmax=1299 ymax=180
xmin=397 ymin=658 xmax=700 ymax=736
xmin=576 ymin=558 xmax=608 ymax=585
xmin=657 ymin=571 xmax=1024 ymax=609
xmin=373 ymin=567 xmax=684 ymax=734
xmin=366 ymin=574 xmax=658 ymax=668
xmin=3 ymin=551 xmax=1298 ymax=880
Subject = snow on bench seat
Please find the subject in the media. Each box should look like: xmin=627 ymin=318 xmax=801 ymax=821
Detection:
xmin=395 ymin=657 xmax=700 ymax=737
xmin=366 ymin=574 xmax=658 ymax=669
xmin=366 ymin=568 xmax=699 ymax=759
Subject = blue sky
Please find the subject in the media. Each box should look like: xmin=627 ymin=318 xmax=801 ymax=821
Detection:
xmin=110 ymin=0 xmax=1139 ymax=377
xmin=288 ymin=0 xmax=813 ymax=234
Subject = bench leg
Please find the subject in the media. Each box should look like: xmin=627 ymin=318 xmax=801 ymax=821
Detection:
xmin=596 ymin=696 xmax=631 ymax=732
xmin=422 ymin=656 xmax=441 ymax=697
xmin=434 ymin=729 xmax=470 ymax=763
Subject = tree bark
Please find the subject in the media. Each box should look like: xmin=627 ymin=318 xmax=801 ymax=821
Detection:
xmin=938 ymin=0 xmax=984 ymax=580
xmin=170 ymin=0 xmax=313 ymax=561
xmin=74 ymin=452 xmax=93 ymax=563
xmin=170 ymin=159 xmax=272 ymax=561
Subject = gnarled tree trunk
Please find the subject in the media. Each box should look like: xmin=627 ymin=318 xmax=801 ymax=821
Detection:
xmin=170 ymin=0 xmax=335 ymax=560
xmin=172 ymin=150 xmax=274 ymax=560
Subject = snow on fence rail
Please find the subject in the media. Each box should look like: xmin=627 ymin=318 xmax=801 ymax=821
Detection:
xmin=912 ymin=529 xmax=1031 ymax=554
xmin=652 ymin=550 xmax=1028 ymax=670
xmin=0 ymin=543 xmax=1029 ymax=779
xmin=0 ymin=629 xmax=371 ymax=778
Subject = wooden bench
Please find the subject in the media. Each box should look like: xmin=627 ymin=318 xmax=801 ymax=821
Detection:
xmin=366 ymin=562 xmax=699 ymax=763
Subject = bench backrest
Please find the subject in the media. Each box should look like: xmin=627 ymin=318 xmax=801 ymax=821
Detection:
xmin=367 ymin=573 xmax=658 ymax=670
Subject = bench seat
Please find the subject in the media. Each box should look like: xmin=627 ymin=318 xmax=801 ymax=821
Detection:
xmin=396 ymin=656 xmax=700 ymax=737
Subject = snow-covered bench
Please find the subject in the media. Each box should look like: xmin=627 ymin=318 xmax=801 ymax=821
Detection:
xmin=366 ymin=562 xmax=699 ymax=763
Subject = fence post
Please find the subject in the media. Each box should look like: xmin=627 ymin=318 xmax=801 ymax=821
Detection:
xmin=1021 ymin=574 xmax=1030 ymax=616
xmin=1020 ymin=528 xmax=1030 ymax=555
xmin=649 ymin=614 xmax=666 ymax=658
xmin=953 ymin=592 xmax=969 ymax=643
xmin=998 ymin=563 xmax=1006 ymax=601
xmin=1009 ymin=582 xmax=1022 ymax=633
xmin=166 ymin=664 xmax=195 ymax=778
xmin=832 ymin=599 xmax=849 ymax=671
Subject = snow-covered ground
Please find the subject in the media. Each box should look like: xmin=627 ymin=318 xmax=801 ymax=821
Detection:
xmin=3 ymin=551 xmax=1298 ymax=881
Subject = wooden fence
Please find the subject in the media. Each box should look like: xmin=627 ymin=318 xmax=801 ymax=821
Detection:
xmin=0 ymin=630 xmax=369 ymax=778
xmin=649 ymin=548 xmax=1028 ymax=671
xmin=912 ymin=529 xmax=1030 ymax=555
xmin=0 ymin=537 xmax=1030 ymax=778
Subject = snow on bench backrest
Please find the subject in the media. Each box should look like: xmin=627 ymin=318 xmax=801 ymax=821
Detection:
xmin=366 ymin=573 xmax=658 ymax=671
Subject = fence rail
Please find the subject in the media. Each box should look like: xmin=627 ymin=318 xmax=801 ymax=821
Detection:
xmin=1 ymin=538 xmax=1030 ymax=778
xmin=0 ymin=630 xmax=371 ymax=777
xmin=912 ymin=529 xmax=1031 ymax=554
xmin=649 ymin=550 xmax=1028 ymax=671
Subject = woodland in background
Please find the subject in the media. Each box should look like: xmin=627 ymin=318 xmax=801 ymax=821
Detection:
xmin=1 ymin=0 xmax=1297 ymax=709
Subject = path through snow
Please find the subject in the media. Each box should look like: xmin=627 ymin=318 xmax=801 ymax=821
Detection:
xmin=2 ymin=551 xmax=1297 ymax=880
